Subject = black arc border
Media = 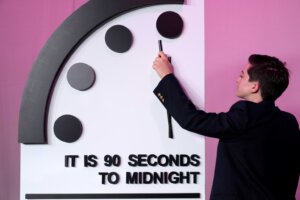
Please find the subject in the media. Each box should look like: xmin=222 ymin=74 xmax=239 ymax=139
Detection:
xmin=19 ymin=0 xmax=184 ymax=144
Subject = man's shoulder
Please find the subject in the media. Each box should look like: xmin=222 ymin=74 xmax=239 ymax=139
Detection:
xmin=279 ymin=109 xmax=297 ymax=120
xmin=230 ymin=100 xmax=299 ymax=130
xmin=230 ymin=100 xmax=275 ymax=111
xmin=278 ymin=109 xmax=299 ymax=128
xmin=229 ymin=100 xmax=256 ymax=110
xmin=230 ymin=100 xmax=248 ymax=108
xmin=227 ymin=100 xmax=276 ymax=128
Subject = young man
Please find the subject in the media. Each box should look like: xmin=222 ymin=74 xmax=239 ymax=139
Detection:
xmin=152 ymin=52 xmax=300 ymax=200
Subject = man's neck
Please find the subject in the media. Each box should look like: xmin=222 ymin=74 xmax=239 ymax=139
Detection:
xmin=244 ymin=94 xmax=263 ymax=103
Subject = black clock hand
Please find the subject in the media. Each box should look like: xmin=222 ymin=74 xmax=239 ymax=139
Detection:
xmin=158 ymin=40 xmax=174 ymax=139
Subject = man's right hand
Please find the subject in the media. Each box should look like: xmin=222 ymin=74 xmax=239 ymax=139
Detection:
xmin=152 ymin=52 xmax=173 ymax=79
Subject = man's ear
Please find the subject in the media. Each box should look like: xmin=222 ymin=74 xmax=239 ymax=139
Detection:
xmin=251 ymin=81 xmax=260 ymax=93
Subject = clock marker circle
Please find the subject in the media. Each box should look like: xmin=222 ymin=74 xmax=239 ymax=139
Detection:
xmin=54 ymin=115 xmax=83 ymax=143
xmin=105 ymin=25 xmax=133 ymax=53
xmin=67 ymin=63 xmax=96 ymax=91
xmin=156 ymin=11 xmax=184 ymax=39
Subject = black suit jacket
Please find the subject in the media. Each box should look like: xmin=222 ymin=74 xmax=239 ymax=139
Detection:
xmin=154 ymin=74 xmax=300 ymax=200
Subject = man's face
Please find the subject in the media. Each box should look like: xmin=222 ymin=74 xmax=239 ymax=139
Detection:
xmin=236 ymin=63 xmax=256 ymax=100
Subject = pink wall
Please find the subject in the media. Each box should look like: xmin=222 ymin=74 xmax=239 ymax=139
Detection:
xmin=0 ymin=0 xmax=299 ymax=199
xmin=0 ymin=1 xmax=87 ymax=199
xmin=205 ymin=0 xmax=300 ymax=199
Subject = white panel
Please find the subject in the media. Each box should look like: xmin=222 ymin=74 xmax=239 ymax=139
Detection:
xmin=21 ymin=1 xmax=205 ymax=200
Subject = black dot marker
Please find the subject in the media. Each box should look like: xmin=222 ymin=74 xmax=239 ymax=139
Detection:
xmin=105 ymin=25 xmax=133 ymax=53
xmin=54 ymin=115 xmax=83 ymax=143
xmin=67 ymin=63 xmax=96 ymax=91
xmin=156 ymin=11 xmax=184 ymax=39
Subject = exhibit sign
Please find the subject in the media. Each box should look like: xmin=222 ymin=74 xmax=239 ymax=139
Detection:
xmin=19 ymin=0 xmax=205 ymax=199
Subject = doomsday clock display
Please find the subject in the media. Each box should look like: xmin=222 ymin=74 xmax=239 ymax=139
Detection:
xmin=19 ymin=0 xmax=205 ymax=199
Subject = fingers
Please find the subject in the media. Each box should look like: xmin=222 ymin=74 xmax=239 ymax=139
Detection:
xmin=152 ymin=58 xmax=161 ymax=69
xmin=153 ymin=52 xmax=168 ymax=66
xmin=158 ymin=51 xmax=168 ymax=60
xmin=152 ymin=51 xmax=173 ymax=78
xmin=153 ymin=56 xmax=166 ymax=68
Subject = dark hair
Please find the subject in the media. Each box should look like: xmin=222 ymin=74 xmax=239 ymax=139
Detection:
xmin=247 ymin=54 xmax=289 ymax=101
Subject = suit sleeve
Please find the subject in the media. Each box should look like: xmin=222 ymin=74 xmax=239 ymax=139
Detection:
xmin=153 ymin=74 xmax=249 ymax=139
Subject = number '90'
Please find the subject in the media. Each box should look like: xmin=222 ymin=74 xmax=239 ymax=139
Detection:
xmin=104 ymin=155 xmax=121 ymax=167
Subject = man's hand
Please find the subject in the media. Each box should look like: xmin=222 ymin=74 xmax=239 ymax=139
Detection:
xmin=152 ymin=52 xmax=173 ymax=79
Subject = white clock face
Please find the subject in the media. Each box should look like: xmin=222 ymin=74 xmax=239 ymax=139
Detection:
xmin=21 ymin=1 xmax=205 ymax=199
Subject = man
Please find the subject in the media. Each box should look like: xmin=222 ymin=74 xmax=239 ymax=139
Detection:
xmin=152 ymin=52 xmax=300 ymax=200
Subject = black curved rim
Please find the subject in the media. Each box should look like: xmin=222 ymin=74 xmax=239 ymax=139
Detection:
xmin=19 ymin=0 xmax=184 ymax=144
